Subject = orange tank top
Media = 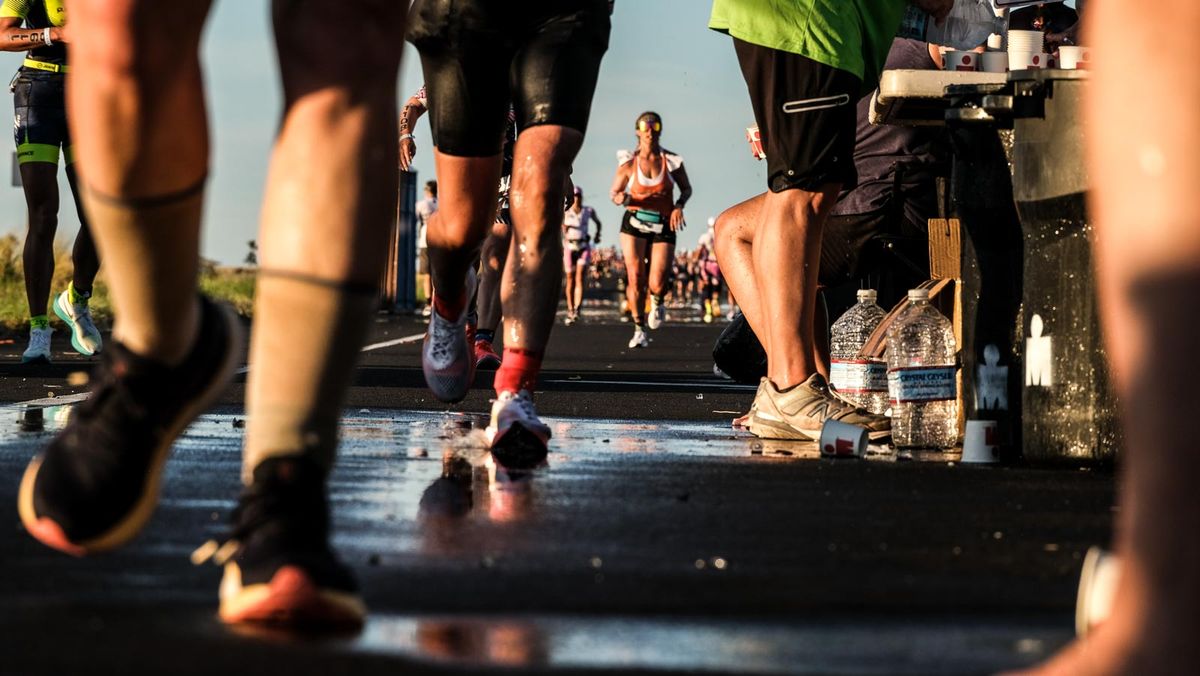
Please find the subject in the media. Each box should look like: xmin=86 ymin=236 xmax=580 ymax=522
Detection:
xmin=626 ymin=154 xmax=675 ymax=217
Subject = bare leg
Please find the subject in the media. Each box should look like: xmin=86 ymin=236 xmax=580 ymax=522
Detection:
xmin=621 ymin=232 xmax=650 ymax=325
xmin=648 ymin=241 xmax=674 ymax=299
xmin=428 ymin=154 xmax=501 ymax=308
xmin=19 ymin=164 xmax=61 ymax=318
xmin=572 ymin=262 xmax=586 ymax=313
xmin=500 ymin=125 xmax=578 ymax=353
xmin=563 ymin=259 xmax=577 ymax=315
xmin=1009 ymin=2 xmax=1200 ymax=674
xmin=755 ymin=187 xmax=839 ymax=389
xmin=242 ymin=0 xmax=406 ymax=477
xmin=479 ymin=217 xmax=511 ymax=332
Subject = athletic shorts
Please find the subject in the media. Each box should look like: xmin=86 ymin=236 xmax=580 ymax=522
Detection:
xmin=734 ymin=39 xmax=860 ymax=193
xmin=563 ymin=242 xmax=591 ymax=270
xmin=11 ymin=69 xmax=72 ymax=166
xmin=620 ymin=210 xmax=677 ymax=245
xmin=407 ymin=0 xmax=611 ymax=157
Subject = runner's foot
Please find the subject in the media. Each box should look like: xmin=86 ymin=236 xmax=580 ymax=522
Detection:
xmin=422 ymin=269 xmax=476 ymax=403
xmin=628 ymin=327 xmax=649 ymax=349
xmin=19 ymin=297 xmax=241 ymax=555
xmin=53 ymin=290 xmax=103 ymax=356
xmin=487 ymin=390 xmax=551 ymax=469
xmin=474 ymin=338 xmax=502 ymax=370
xmin=748 ymin=373 xmax=891 ymax=441
xmin=198 ymin=456 xmax=366 ymax=629
xmin=21 ymin=326 xmax=53 ymax=364
xmin=647 ymin=296 xmax=665 ymax=330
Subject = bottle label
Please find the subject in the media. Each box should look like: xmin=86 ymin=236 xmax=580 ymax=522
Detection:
xmin=888 ymin=366 xmax=957 ymax=403
xmin=830 ymin=359 xmax=888 ymax=394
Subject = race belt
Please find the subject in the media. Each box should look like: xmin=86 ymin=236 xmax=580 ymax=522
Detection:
xmin=23 ymin=58 xmax=69 ymax=74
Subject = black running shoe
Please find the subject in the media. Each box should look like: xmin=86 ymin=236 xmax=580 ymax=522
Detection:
xmin=18 ymin=297 xmax=241 ymax=555
xmin=195 ymin=456 xmax=365 ymax=628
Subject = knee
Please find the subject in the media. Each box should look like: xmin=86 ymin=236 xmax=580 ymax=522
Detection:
xmin=25 ymin=207 xmax=58 ymax=236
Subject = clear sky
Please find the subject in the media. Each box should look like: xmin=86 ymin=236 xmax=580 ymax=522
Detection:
xmin=0 ymin=1 xmax=766 ymax=265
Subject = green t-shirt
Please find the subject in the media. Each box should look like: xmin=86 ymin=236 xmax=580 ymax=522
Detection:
xmin=709 ymin=0 xmax=907 ymax=91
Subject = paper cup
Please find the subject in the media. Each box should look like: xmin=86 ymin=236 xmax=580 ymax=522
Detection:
xmin=1010 ymin=51 xmax=1046 ymax=70
xmin=1006 ymin=29 xmax=1044 ymax=53
xmin=980 ymin=52 xmax=1009 ymax=73
xmin=945 ymin=51 xmax=978 ymax=72
xmin=819 ymin=419 xmax=868 ymax=459
xmin=1075 ymin=547 xmax=1122 ymax=637
xmin=1058 ymin=46 xmax=1091 ymax=70
xmin=961 ymin=420 xmax=1000 ymax=464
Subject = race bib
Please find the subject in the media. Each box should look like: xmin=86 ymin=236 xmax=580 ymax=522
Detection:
xmin=888 ymin=366 xmax=957 ymax=404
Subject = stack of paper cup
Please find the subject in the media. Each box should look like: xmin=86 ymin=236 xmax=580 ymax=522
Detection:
xmin=1007 ymin=29 xmax=1044 ymax=71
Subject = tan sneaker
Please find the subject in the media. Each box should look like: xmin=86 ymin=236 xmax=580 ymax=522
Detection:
xmin=749 ymin=373 xmax=891 ymax=441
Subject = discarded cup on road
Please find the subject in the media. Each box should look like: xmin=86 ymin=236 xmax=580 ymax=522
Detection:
xmin=961 ymin=420 xmax=1000 ymax=464
xmin=945 ymin=50 xmax=978 ymax=72
xmin=1076 ymin=547 xmax=1122 ymax=637
xmin=1058 ymin=46 xmax=1090 ymax=70
xmin=819 ymin=419 xmax=868 ymax=459
xmin=980 ymin=51 xmax=1008 ymax=73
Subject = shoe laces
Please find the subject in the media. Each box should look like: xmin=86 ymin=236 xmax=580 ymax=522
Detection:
xmin=74 ymin=305 xmax=98 ymax=331
xmin=28 ymin=328 xmax=50 ymax=352
xmin=428 ymin=312 xmax=463 ymax=362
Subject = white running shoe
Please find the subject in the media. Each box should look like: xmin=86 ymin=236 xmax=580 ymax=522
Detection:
xmin=22 ymin=326 xmax=53 ymax=364
xmin=422 ymin=269 xmax=476 ymax=403
xmin=647 ymin=297 xmax=664 ymax=330
xmin=564 ymin=312 xmax=575 ymax=326
xmin=486 ymin=390 xmax=551 ymax=468
xmin=53 ymin=290 xmax=103 ymax=356
xmin=628 ymin=327 xmax=649 ymax=349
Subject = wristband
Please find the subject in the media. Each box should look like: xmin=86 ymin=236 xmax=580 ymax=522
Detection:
xmin=400 ymin=134 xmax=416 ymax=141
xmin=43 ymin=27 xmax=52 ymax=46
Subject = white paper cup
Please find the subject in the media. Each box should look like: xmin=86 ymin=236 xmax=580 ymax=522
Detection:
xmin=961 ymin=420 xmax=1000 ymax=464
xmin=819 ymin=419 xmax=868 ymax=459
xmin=1058 ymin=46 xmax=1091 ymax=70
xmin=980 ymin=52 xmax=1009 ymax=73
xmin=945 ymin=51 xmax=978 ymax=72
xmin=1006 ymin=29 xmax=1044 ymax=53
xmin=1075 ymin=547 xmax=1122 ymax=637
xmin=1010 ymin=51 xmax=1046 ymax=70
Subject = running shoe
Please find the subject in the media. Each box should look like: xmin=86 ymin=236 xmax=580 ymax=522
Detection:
xmin=486 ymin=390 xmax=551 ymax=469
xmin=21 ymin=326 xmax=52 ymax=364
xmin=195 ymin=456 xmax=365 ymax=628
xmin=628 ymin=327 xmax=649 ymax=349
xmin=748 ymin=373 xmax=891 ymax=442
xmin=19 ymin=297 xmax=241 ymax=555
xmin=564 ymin=312 xmax=576 ymax=326
xmin=703 ymin=310 xmax=714 ymax=324
xmin=422 ymin=269 xmax=476 ymax=403
xmin=474 ymin=339 xmax=502 ymax=370
xmin=647 ymin=296 xmax=665 ymax=330
xmin=421 ymin=304 xmax=433 ymax=318
xmin=53 ymin=289 xmax=103 ymax=356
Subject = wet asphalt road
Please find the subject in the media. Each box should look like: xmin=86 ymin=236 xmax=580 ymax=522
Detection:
xmin=0 ymin=309 xmax=1116 ymax=675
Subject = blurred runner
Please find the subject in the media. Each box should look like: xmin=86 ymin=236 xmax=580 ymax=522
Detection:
xmin=610 ymin=111 xmax=692 ymax=348
xmin=410 ymin=0 xmax=610 ymax=465
xmin=1 ymin=1 xmax=102 ymax=363
xmin=562 ymin=185 xmax=602 ymax=325
xmin=415 ymin=180 xmax=438 ymax=317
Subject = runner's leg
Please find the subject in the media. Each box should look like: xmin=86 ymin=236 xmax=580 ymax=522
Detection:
xmin=648 ymin=240 xmax=674 ymax=300
xmin=64 ymin=166 xmax=101 ymax=295
xmin=573 ymin=257 xmax=587 ymax=314
xmin=19 ymin=164 xmax=60 ymax=320
xmin=621 ymin=231 xmax=649 ymax=325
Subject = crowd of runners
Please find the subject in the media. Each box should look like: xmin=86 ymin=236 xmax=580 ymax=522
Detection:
xmin=2 ymin=0 xmax=1197 ymax=673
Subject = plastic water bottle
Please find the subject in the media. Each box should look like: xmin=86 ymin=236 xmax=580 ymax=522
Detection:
xmin=886 ymin=289 xmax=958 ymax=449
xmin=829 ymin=289 xmax=888 ymax=414
xmin=898 ymin=0 xmax=1007 ymax=51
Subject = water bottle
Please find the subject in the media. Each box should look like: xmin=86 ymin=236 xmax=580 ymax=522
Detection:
xmin=899 ymin=0 xmax=1007 ymax=51
xmin=886 ymin=289 xmax=958 ymax=449
xmin=829 ymin=289 xmax=888 ymax=414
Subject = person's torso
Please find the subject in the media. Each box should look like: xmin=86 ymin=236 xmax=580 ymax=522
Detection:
xmin=5 ymin=0 xmax=68 ymax=66
xmin=626 ymin=151 xmax=676 ymax=216
xmin=564 ymin=206 xmax=593 ymax=241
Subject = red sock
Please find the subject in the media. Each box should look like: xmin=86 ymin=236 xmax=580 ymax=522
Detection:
xmin=433 ymin=291 xmax=467 ymax=321
xmin=495 ymin=348 xmax=543 ymax=394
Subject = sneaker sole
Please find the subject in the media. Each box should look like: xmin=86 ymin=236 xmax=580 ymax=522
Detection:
xmin=53 ymin=293 xmax=100 ymax=357
xmin=21 ymin=354 xmax=50 ymax=365
xmin=18 ymin=301 xmax=243 ymax=556
xmin=219 ymin=564 xmax=366 ymax=629
xmin=489 ymin=422 xmax=550 ymax=470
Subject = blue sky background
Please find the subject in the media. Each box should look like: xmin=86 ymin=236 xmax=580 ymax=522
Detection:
xmin=0 ymin=1 xmax=765 ymax=265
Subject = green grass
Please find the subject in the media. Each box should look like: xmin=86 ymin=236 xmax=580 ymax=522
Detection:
xmin=0 ymin=233 xmax=256 ymax=336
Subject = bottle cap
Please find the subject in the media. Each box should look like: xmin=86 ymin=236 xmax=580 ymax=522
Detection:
xmin=856 ymin=289 xmax=877 ymax=303
xmin=908 ymin=288 xmax=930 ymax=302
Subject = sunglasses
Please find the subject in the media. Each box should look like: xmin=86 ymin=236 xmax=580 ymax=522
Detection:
xmin=637 ymin=119 xmax=662 ymax=133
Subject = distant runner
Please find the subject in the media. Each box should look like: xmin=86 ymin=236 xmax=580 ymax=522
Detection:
xmin=610 ymin=111 xmax=692 ymax=348
xmin=562 ymin=185 xmax=602 ymax=325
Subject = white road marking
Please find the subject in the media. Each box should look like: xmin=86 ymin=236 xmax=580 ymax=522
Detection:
xmin=361 ymin=332 xmax=426 ymax=352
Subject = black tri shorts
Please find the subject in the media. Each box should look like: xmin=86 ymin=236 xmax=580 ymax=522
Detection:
xmin=619 ymin=210 xmax=677 ymax=245
xmin=734 ymin=39 xmax=861 ymax=194
xmin=11 ymin=69 xmax=72 ymax=166
xmin=407 ymin=0 xmax=611 ymax=157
